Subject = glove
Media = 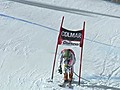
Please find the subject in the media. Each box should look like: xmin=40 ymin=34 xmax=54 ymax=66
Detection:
xmin=58 ymin=65 xmax=62 ymax=74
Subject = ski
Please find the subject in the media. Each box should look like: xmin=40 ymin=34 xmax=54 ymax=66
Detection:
xmin=58 ymin=82 xmax=73 ymax=89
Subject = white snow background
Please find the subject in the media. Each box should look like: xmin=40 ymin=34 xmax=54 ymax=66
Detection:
xmin=0 ymin=0 xmax=120 ymax=90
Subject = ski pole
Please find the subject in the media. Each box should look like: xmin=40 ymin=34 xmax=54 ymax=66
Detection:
xmin=73 ymin=71 xmax=91 ymax=82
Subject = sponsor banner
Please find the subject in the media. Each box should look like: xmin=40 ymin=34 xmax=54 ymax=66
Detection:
xmin=61 ymin=28 xmax=82 ymax=41
xmin=62 ymin=40 xmax=80 ymax=46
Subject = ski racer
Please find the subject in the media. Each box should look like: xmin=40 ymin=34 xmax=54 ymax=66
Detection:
xmin=58 ymin=49 xmax=76 ymax=86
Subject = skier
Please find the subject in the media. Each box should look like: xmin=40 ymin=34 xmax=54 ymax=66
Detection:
xmin=58 ymin=49 xmax=76 ymax=87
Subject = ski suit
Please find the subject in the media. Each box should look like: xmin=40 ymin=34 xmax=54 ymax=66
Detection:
xmin=58 ymin=49 xmax=76 ymax=83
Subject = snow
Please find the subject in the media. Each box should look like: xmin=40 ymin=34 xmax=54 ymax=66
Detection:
xmin=0 ymin=0 xmax=120 ymax=90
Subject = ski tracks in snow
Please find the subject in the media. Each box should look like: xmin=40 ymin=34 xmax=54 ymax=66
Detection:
xmin=0 ymin=31 xmax=35 ymax=58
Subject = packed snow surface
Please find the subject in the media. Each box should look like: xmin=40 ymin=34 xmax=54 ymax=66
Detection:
xmin=0 ymin=0 xmax=120 ymax=90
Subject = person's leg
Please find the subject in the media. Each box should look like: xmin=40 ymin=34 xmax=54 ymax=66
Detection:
xmin=64 ymin=73 xmax=68 ymax=83
xmin=68 ymin=68 xmax=73 ymax=85
xmin=63 ymin=64 xmax=68 ymax=83
xmin=69 ymin=72 xmax=73 ymax=84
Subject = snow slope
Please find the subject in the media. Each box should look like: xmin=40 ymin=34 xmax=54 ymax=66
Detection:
xmin=0 ymin=0 xmax=120 ymax=90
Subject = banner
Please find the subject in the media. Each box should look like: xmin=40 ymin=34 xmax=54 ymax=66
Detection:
xmin=61 ymin=28 xmax=82 ymax=41
xmin=58 ymin=27 xmax=84 ymax=47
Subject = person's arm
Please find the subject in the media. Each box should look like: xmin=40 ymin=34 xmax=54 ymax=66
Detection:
xmin=73 ymin=54 xmax=76 ymax=65
xmin=68 ymin=53 xmax=76 ymax=67
xmin=58 ymin=53 xmax=63 ymax=74
xmin=60 ymin=55 xmax=63 ymax=66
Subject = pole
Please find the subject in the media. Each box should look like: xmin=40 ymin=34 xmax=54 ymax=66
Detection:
xmin=51 ymin=16 xmax=64 ymax=79
xmin=78 ymin=22 xmax=85 ymax=85
xmin=78 ymin=46 xmax=83 ymax=85
xmin=73 ymin=71 xmax=90 ymax=82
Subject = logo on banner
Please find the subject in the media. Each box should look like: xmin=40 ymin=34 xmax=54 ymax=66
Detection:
xmin=61 ymin=28 xmax=82 ymax=41
xmin=62 ymin=40 xmax=80 ymax=46
xmin=58 ymin=28 xmax=83 ymax=46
